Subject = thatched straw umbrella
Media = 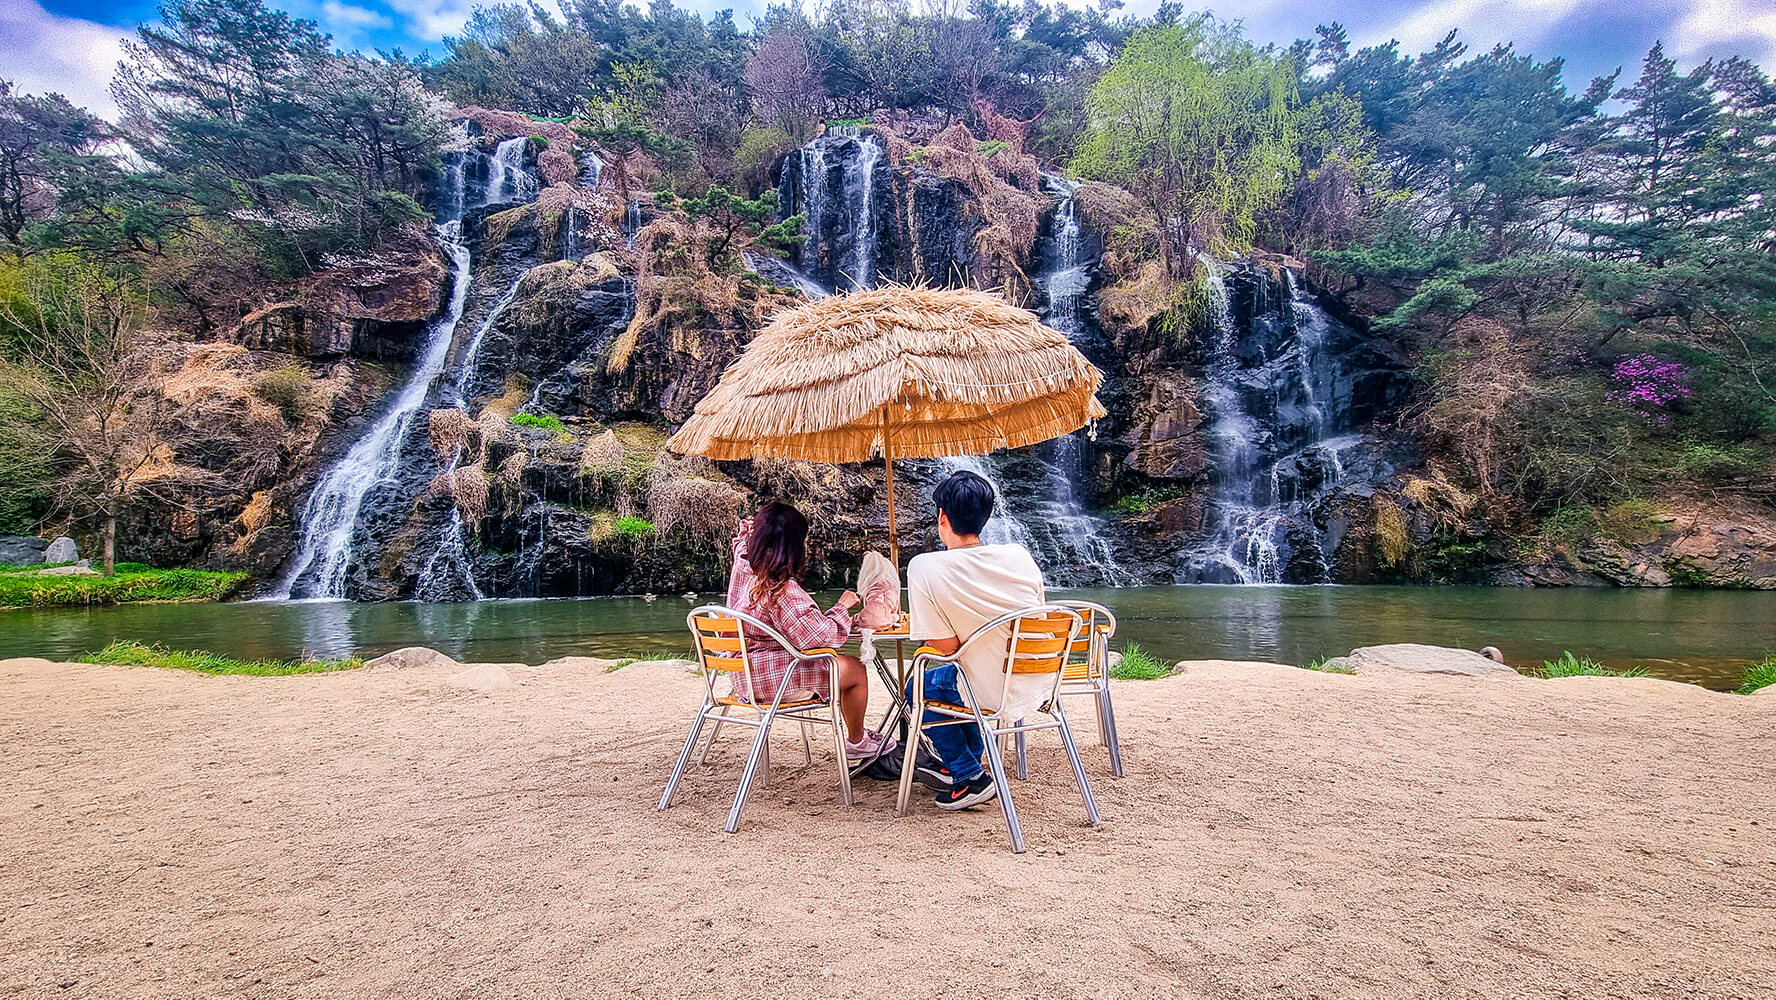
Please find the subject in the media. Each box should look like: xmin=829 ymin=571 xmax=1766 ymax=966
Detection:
xmin=666 ymin=285 xmax=1106 ymax=555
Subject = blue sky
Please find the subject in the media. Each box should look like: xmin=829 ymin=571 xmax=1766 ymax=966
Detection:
xmin=5 ymin=0 xmax=1775 ymax=120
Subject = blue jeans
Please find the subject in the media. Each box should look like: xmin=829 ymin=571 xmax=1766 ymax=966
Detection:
xmin=905 ymin=664 xmax=985 ymax=780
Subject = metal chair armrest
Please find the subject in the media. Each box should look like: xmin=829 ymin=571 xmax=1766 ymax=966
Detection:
xmin=792 ymin=647 xmax=841 ymax=661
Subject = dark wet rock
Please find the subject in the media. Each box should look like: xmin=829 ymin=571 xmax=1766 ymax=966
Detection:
xmin=0 ymin=536 xmax=46 ymax=566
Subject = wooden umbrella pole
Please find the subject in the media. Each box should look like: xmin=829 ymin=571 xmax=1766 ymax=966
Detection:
xmin=882 ymin=412 xmax=899 ymax=563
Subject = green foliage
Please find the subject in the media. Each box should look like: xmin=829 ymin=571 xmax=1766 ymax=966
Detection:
xmin=1596 ymin=499 xmax=1664 ymax=546
xmin=83 ymin=641 xmax=363 ymax=676
xmin=827 ymin=117 xmax=871 ymax=128
xmin=511 ymin=412 xmax=566 ymax=433
xmin=1072 ymin=18 xmax=1303 ymax=265
xmin=1536 ymin=651 xmax=1646 ymax=679
xmin=530 ymin=134 xmax=549 ymax=150
xmin=664 ymin=184 xmax=803 ymax=271
xmin=0 ymin=565 xmax=246 ymax=608
xmin=1678 ymin=443 xmax=1762 ymax=481
xmin=613 ymin=515 xmax=655 ymax=540
xmin=975 ymin=140 xmax=1011 ymax=158
xmin=252 ymin=364 xmax=314 ymax=422
xmin=1111 ymin=642 xmax=1169 ymax=680
xmin=1113 ymin=483 xmax=1189 ymax=514
xmin=1301 ymin=656 xmax=1355 ymax=674
xmin=1541 ymin=505 xmax=1597 ymax=545
xmin=1736 ymin=656 xmax=1776 ymax=695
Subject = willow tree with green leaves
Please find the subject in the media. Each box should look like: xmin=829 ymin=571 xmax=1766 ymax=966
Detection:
xmin=1070 ymin=18 xmax=1303 ymax=275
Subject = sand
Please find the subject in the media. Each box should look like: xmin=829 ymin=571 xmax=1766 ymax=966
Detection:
xmin=1 ymin=652 xmax=1773 ymax=999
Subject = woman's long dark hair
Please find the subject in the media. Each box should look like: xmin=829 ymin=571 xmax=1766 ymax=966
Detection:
xmin=746 ymin=501 xmax=808 ymax=609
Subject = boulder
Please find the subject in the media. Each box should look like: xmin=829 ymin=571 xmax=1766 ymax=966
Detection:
xmin=0 ymin=535 xmax=46 ymax=565
xmin=366 ymin=647 xmax=462 ymax=671
xmin=1330 ymin=643 xmax=1521 ymax=679
xmin=43 ymin=537 xmax=79 ymax=564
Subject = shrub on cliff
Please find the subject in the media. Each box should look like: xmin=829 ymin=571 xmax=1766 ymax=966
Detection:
xmin=252 ymin=365 xmax=315 ymax=422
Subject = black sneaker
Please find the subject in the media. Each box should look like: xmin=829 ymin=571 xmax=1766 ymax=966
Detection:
xmin=913 ymin=759 xmax=955 ymax=790
xmin=935 ymin=771 xmax=998 ymax=810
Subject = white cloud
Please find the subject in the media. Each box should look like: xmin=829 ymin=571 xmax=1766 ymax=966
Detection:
xmin=0 ymin=0 xmax=132 ymax=121
xmin=1351 ymin=0 xmax=1587 ymax=56
xmin=1669 ymin=0 xmax=1776 ymax=67
xmin=379 ymin=0 xmax=477 ymax=40
xmin=320 ymin=1 xmax=394 ymax=32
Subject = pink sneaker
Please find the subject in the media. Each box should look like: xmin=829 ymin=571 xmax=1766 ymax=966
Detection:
xmin=845 ymin=729 xmax=899 ymax=764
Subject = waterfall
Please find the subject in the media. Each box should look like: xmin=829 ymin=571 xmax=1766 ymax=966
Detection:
xmin=743 ymin=249 xmax=829 ymax=299
xmin=275 ymin=135 xmax=540 ymax=600
xmin=444 ymin=270 xmax=528 ymax=407
xmin=789 ymin=133 xmax=883 ymax=291
xmin=483 ymin=137 xmax=536 ymax=206
xmin=844 ymin=137 xmax=882 ymax=289
xmin=1179 ymin=259 xmax=1358 ymax=584
xmin=272 ymin=221 xmax=473 ymax=599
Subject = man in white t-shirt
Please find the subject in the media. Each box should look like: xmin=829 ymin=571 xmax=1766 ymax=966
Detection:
xmin=904 ymin=470 xmax=1046 ymax=810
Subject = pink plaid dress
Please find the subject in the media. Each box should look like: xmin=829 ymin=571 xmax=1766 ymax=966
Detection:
xmin=725 ymin=536 xmax=851 ymax=704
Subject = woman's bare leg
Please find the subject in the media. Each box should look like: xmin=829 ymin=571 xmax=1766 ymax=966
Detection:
xmin=836 ymin=654 xmax=869 ymax=740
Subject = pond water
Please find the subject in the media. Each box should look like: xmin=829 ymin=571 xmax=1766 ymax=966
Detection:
xmin=5 ymin=586 xmax=1773 ymax=690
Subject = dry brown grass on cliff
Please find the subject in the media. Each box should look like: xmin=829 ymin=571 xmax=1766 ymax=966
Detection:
xmin=1403 ymin=470 xmax=1476 ymax=530
xmin=455 ymin=108 xmax=576 ymax=146
xmin=1074 ymin=182 xmax=1162 ymax=282
xmin=1098 ymin=260 xmax=1179 ymax=334
xmin=647 ymin=472 xmax=745 ymax=546
xmin=579 ymin=429 xmax=625 ymax=473
xmin=428 ymin=464 xmax=490 ymax=523
xmin=537 ymin=145 xmax=578 ymax=186
xmin=428 ymin=408 xmax=477 ymax=461
xmin=1374 ymin=494 xmax=1411 ymax=568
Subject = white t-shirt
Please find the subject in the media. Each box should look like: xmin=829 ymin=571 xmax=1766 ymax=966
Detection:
xmin=907 ymin=543 xmax=1049 ymax=720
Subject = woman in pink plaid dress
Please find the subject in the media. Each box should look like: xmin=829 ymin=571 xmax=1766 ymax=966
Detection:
xmin=727 ymin=502 xmax=898 ymax=764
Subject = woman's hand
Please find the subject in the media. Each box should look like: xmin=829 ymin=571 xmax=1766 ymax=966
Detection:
xmin=731 ymin=516 xmax=753 ymax=551
xmin=836 ymin=589 xmax=861 ymax=611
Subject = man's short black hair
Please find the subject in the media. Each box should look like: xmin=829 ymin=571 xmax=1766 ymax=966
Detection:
xmin=933 ymin=470 xmax=994 ymax=537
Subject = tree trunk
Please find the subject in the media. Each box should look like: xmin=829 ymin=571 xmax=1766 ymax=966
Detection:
xmin=103 ymin=508 xmax=116 ymax=575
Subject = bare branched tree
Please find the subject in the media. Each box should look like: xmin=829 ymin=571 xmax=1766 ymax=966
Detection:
xmin=0 ymin=271 xmax=182 ymax=571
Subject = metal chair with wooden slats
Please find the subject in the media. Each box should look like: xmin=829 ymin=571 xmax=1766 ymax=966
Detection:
xmin=659 ymin=604 xmax=853 ymax=833
xmin=1014 ymin=600 xmax=1123 ymax=779
xmin=891 ymin=605 xmax=1099 ymax=853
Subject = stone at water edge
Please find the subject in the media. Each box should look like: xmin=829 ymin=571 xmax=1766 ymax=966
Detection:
xmin=365 ymin=647 xmax=462 ymax=671
xmin=0 ymin=535 xmax=46 ymax=565
xmin=43 ymin=537 xmax=79 ymax=564
xmin=1330 ymin=643 xmax=1520 ymax=678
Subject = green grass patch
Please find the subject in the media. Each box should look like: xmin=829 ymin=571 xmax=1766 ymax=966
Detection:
xmin=1111 ymin=642 xmax=1169 ymax=680
xmin=82 ymin=641 xmax=363 ymax=676
xmin=1536 ymin=650 xmax=1647 ymax=679
xmin=976 ymin=139 xmax=1011 ymax=157
xmin=826 ymin=116 xmax=870 ymax=128
xmin=612 ymin=515 xmax=655 ymax=540
xmin=511 ymin=412 xmax=566 ymax=433
xmin=609 ymin=650 xmax=691 ymax=671
xmin=1736 ymin=656 xmax=1776 ymax=695
xmin=1301 ymin=656 xmax=1355 ymax=674
xmin=1113 ymin=484 xmax=1189 ymax=514
xmin=0 ymin=566 xmax=247 ymax=608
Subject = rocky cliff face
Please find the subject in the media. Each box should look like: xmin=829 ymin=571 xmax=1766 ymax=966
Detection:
xmin=119 ymin=108 xmax=1775 ymax=595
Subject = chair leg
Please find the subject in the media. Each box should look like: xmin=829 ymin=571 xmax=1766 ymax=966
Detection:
xmin=978 ymin=715 xmax=1025 ymax=854
xmin=1094 ymin=687 xmax=1109 ymax=747
xmin=759 ymin=735 xmax=770 ymax=789
xmin=1014 ymin=721 xmax=1028 ymax=781
xmin=894 ymin=701 xmax=922 ymax=817
xmin=725 ymin=709 xmax=776 ymax=833
xmin=697 ymin=706 xmax=730 ymax=765
xmin=1100 ymin=688 xmax=1124 ymax=778
xmin=800 ymin=720 xmax=813 ymax=765
xmin=831 ymin=704 xmax=854 ymax=806
xmin=1054 ymin=703 xmax=1101 ymax=827
xmin=659 ymin=704 xmax=711 ymax=810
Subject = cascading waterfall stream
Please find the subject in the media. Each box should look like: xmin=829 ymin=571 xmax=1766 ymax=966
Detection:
xmin=275 ymin=135 xmax=540 ymax=600
xmin=1181 ymin=258 xmax=1358 ymax=584
xmin=935 ymin=176 xmax=1128 ymax=586
xmin=272 ymin=221 xmax=473 ymax=600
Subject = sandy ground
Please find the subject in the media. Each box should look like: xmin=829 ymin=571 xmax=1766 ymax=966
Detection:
xmin=1 ymin=651 xmax=1773 ymax=1000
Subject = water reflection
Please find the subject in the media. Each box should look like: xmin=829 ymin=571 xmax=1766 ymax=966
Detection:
xmin=6 ymin=586 xmax=1773 ymax=690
